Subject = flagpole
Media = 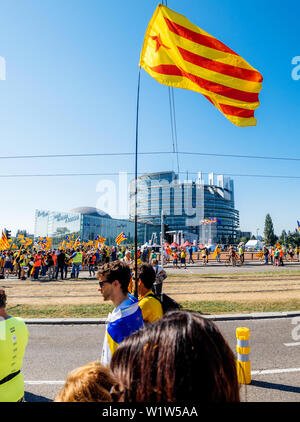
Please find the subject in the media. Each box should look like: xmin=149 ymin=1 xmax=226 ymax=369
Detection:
xmin=134 ymin=66 xmax=141 ymax=298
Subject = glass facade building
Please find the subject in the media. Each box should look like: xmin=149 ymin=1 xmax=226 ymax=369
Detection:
xmin=34 ymin=207 xmax=158 ymax=246
xmin=129 ymin=171 xmax=239 ymax=244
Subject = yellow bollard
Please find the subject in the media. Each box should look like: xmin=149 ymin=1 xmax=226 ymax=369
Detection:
xmin=236 ymin=327 xmax=251 ymax=384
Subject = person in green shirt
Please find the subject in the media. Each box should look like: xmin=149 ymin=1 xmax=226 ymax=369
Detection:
xmin=0 ymin=289 xmax=29 ymax=402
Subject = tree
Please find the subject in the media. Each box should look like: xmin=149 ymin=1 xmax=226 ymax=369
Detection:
xmin=263 ymin=214 xmax=276 ymax=245
xmin=279 ymin=230 xmax=287 ymax=245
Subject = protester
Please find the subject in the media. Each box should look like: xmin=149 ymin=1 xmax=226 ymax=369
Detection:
xmin=188 ymin=246 xmax=194 ymax=264
xmin=201 ymin=247 xmax=208 ymax=264
xmin=55 ymin=249 xmax=66 ymax=280
xmin=33 ymin=252 xmax=42 ymax=280
xmin=88 ymin=252 xmax=97 ymax=277
xmin=0 ymin=289 xmax=29 ymax=402
xmin=122 ymin=251 xmax=132 ymax=265
xmin=110 ymin=310 xmax=240 ymax=402
xmin=54 ymin=361 xmax=116 ymax=402
xmin=228 ymin=245 xmax=236 ymax=266
xmin=19 ymin=252 xmax=29 ymax=280
xmin=97 ymin=261 xmax=144 ymax=366
xmin=151 ymin=259 xmax=167 ymax=296
xmin=137 ymin=263 xmax=163 ymax=324
xmin=3 ymin=253 xmax=13 ymax=279
xmin=295 ymin=246 xmax=299 ymax=262
xmin=70 ymin=249 xmax=83 ymax=278
xmin=172 ymin=251 xmax=179 ymax=269
xmin=263 ymin=246 xmax=269 ymax=265
xmin=180 ymin=248 xmax=187 ymax=269
xmin=238 ymin=244 xmax=244 ymax=264
xmin=274 ymin=248 xmax=280 ymax=266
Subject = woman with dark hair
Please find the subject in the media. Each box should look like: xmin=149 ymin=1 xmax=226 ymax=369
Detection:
xmin=110 ymin=310 xmax=240 ymax=402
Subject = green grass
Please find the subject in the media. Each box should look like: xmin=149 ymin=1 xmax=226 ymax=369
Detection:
xmin=167 ymin=269 xmax=300 ymax=278
xmin=6 ymin=300 xmax=300 ymax=319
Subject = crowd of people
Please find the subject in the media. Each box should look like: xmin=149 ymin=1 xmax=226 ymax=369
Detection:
xmin=1 ymin=242 xmax=299 ymax=281
xmin=0 ymin=244 xmax=161 ymax=281
xmin=0 ymin=258 xmax=242 ymax=403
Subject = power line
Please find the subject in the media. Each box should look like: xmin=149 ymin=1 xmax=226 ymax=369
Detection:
xmin=0 ymin=171 xmax=299 ymax=180
xmin=0 ymin=150 xmax=300 ymax=162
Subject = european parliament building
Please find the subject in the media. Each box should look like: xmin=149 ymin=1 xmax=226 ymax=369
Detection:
xmin=129 ymin=171 xmax=240 ymax=244
xmin=34 ymin=207 xmax=159 ymax=246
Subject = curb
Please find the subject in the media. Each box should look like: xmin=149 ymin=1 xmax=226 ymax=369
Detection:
xmin=23 ymin=311 xmax=300 ymax=324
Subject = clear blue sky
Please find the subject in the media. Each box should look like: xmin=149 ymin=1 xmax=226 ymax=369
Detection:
xmin=0 ymin=0 xmax=299 ymax=237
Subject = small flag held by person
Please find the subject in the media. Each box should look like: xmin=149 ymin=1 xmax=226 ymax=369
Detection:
xmin=140 ymin=4 xmax=263 ymax=127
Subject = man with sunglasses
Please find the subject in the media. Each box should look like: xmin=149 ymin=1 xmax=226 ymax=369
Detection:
xmin=97 ymin=260 xmax=144 ymax=366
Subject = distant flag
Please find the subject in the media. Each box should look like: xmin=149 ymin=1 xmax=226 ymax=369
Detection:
xmin=95 ymin=235 xmax=106 ymax=244
xmin=115 ymin=232 xmax=127 ymax=245
xmin=297 ymin=221 xmax=300 ymax=233
xmin=1 ymin=231 xmax=10 ymax=249
xmin=211 ymin=244 xmax=220 ymax=259
xmin=140 ymin=4 xmax=263 ymax=127
xmin=200 ymin=217 xmax=219 ymax=225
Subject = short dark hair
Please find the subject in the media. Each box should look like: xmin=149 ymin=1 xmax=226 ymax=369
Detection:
xmin=0 ymin=289 xmax=7 ymax=308
xmin=138 ymin=264 xmax=156 ymax=290
xmin=111 ymin=311 xmax=240 ymax=402
xmin=97 ymin=260 xmax=131 ymax=294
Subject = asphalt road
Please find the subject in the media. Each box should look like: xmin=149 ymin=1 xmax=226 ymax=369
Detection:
xmin=21 ymin=317 xmax=300 ymax=403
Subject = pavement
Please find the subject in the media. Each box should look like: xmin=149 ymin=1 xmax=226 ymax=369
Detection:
xmin=23 ymin=310 xmax=300 ymax=324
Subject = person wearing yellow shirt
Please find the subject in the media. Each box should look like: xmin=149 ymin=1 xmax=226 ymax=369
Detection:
xmin=0 ymin=289 xmax=29 ymax=402
xmin=180 ymin=248 xmax=187 ymax=269
xmin=137 ymin=264 xmax=163 ymax=324
xmin=295 ymin=246 xmax=299 ymax=262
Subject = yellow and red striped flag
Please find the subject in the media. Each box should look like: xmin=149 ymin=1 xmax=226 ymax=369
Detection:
xmin=140 ymin=4 xmax=263 ymax=127
xmin=115 ymin=232 xmax=127 ymax=246
xmin=1 ymin=231 xmax=11 ymax=250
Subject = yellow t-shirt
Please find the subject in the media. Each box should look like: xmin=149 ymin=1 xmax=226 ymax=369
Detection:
xmin=139 ymin=291 xmax=163 ymax=324
xmin=0 ymin=317 xmax=29 ymax=402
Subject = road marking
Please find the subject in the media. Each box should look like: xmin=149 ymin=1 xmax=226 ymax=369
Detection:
xmin=251 ymin=368 xmax=300 ymax=375
xmin=25 ymin=381 xmax=65 ymax=385
xmin=24 ymin=367 xmax=300 ymax=384
xmin=284 ymin=342 xmax=300 ymax=347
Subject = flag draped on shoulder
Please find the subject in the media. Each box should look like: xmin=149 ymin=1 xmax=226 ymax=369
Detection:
xmin=115 ymin=232 xmax=127 ymax=245
xmin=101 ymin=299 xmax=144 ymax=366
xmin=139 ymin=4 xmax=263 ymax=127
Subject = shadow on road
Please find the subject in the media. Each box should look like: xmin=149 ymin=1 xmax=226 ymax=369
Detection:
xmin=251 ymin=380 xmax=300 ymax=394
xmin=25 ymin=391 xmax=52 ymax=402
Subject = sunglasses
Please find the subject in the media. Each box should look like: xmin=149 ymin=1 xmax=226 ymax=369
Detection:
xmin=98 ymin=279 xmax=111 ymax=288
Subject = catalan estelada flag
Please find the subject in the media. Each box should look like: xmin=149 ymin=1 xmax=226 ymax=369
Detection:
xmin=297 ymin=221 xmax=300 ymax=233
xmin=140 ymin=4 xmax=263 ymax=127
xmin=115 ymin=232 xmax=127 ymax=245
xmin=95 ymin=235 xmax=106 ymax=244
xmin=101 ymin=297 xmax=144 ymax=366
xmin=1 ymin=231 xmax=10 ymax=250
